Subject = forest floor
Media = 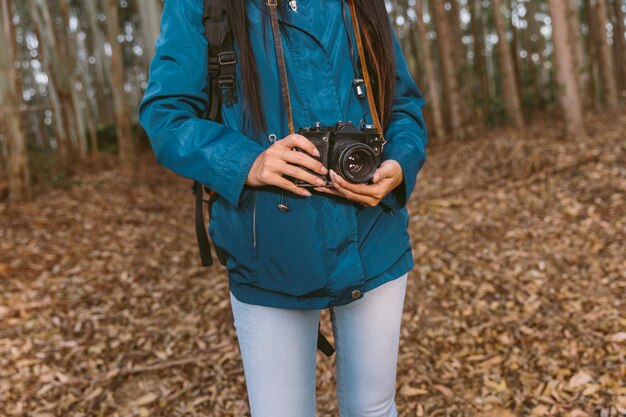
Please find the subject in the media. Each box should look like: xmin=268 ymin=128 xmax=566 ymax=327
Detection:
xmin=0 ymin=113 xmax=624 ymax=417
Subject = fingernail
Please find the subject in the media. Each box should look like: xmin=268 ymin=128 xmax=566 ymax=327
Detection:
xmin=321 ymin=166 xmax=328 ymax=175
xmin=303 ymin=190 xmax=312 ymax=197
xmin=316 ymin=178 xmax=325 ymax=186
xmin=313 ymin=148 xmax=320 ymax=157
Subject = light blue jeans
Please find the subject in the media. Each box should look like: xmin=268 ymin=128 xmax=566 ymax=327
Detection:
xmin=229 ymin=273 xmax=408 ymax=417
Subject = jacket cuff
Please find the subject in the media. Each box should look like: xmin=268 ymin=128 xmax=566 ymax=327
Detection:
xmin=379 ymin=139 xmax=426 ymax=210
xmin=214 ymin=141 xmax=264 ymax=208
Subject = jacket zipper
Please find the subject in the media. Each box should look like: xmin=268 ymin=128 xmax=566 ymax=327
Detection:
xmin=252 ymin=190 xmax=257 ymax=248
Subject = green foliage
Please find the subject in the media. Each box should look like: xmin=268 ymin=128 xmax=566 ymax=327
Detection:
xmin=94 ymin=123 xmax=151 ymax=154
xmin=94 ymin=124 xmax=118 ymax=154
xmin=28 ymin=147 xmax=79 ymax=189
xmin=484 ymin=98 xmax=507 ymax=128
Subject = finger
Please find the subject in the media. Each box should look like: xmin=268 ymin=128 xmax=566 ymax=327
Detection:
xmin=375 ymin=160 xmax=403 ymax=184
xmin=330 ymin=175 xmax=376 ymax=206
xmin=330 ymin=170 xmax=386 ymax=199
xmin=316 ymin=184 xmax=377 ymax=207
xmin=283 ymin=150 xmax=328 ymax=175
xmin=372 ymin=164 xmax=393 ymax=183
xmin=267 ymin=173 xmax=312 ymax=197
xmin=281 ymin=163 xmax=327 ymax=187
xmin=284 ymin=134 xmax=320 ymax=158
xmin=313 ymin=186 xmax=345 ymax=196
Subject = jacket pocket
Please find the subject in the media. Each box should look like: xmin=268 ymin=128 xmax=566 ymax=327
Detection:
xmin=253 ymin=190 xmax=330 ymax=297
xmin=391 ymin=206 xmax=409 ymax=233
xmin=209 ymin=187 xmax=258 ymax=279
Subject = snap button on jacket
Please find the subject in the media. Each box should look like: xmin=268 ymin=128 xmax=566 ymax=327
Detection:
xmin=139 ymin=0 xmax=428 ymax=309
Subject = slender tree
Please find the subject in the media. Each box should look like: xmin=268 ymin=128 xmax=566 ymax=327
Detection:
xmin=105 ymin=0 xmax=136 ymax=171
xmin=612 ymin=0 xmax=626 ymax=100
xmin=27 ymin=0 xmax=70 ymax=158
xmin=137 ymin=0 xmax=163 ymax=60
xmin=492 ymin=0 xmax=525 ymax=127
xmin=59 ymin=0 xmax=88 ymax=157
xmin=547 ymin=0 xmax=585 ymax=137
xmin=431 ymin=0 xmax=463 ymax=138
xmin=414 ymin=0 xmax=445 ymax=139
xmin=0 ymin=0 xmax=31 ymax=201
xmin=585 ymin=0 xmax=602 ymax=110
xmin=447 ymin=0 xmax=470 ymax=124
xmin=469 ymin=0 xmax=491 ymax=110
xmin=592 ymin=0 xmax=620 ymax=110
xmin=566 ymin=0 xmax=591 ymax=110
xmin=84 ymin=0 xmax=113 ymax=124
xmin=37 ymin=0 xmax=82 ymax=155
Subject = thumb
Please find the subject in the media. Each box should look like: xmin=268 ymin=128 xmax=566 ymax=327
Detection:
xmin=372 ymin=161 xmax=393 ymax=183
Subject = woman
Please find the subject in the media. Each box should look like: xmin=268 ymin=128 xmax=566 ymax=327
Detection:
xmin=139 ymin=0 xmax=428 ymax=415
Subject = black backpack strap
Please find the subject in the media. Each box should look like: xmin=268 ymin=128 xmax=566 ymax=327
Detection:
xmin=193 ymin=0 xmax=238 ymax=268
xmin=192 ymin=181 xmax=214 ymax=266
xmin=317 ymin=322 xmax=335 ymax=357
xmin=203 ymin=0 xmax=238 ymax=114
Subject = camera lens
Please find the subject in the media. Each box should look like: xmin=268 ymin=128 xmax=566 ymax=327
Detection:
xmin=333 ymin=142 xmax=377 ymax=183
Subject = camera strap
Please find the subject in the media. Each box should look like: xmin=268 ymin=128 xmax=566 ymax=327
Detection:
xmin=347 ymin=0 xmax=384 ymax=137
xmin=267 ymin=0 xmax=295 ymax=135
xmin=266 ymin=0 xmax=383 ymax=138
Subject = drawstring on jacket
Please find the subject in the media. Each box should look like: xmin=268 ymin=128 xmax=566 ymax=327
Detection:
xmin=278 ymin=191 xmax=290 ymax=211
xmin=267 ymin=133 xmax=291 ymax=212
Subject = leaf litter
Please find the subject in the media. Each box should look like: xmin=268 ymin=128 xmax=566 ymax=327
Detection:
xmin=0 ymin=113 xmax=624 ymax=416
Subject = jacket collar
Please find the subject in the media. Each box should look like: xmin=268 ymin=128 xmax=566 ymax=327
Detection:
xmin=249 ymin=0 xmax=324 ymax=47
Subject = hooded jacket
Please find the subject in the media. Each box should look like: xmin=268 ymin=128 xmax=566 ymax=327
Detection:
xmin=139 ymin=0 xmax=428 ymax=309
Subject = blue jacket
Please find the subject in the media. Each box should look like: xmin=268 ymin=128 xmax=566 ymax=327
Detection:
xmin=139 ymin=0 xmax=428 ymax=309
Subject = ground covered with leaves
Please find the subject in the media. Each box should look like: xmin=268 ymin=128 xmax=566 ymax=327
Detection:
xmin=1 ymin=113 xmax=624 ymax=416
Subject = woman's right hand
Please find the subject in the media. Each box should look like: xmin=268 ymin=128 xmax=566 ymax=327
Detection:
xmin=246 ymin=134 xmax=329 ymax=197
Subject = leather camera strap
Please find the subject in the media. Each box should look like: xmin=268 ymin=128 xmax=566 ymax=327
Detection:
xmin=267 ymin=0 xmax=382 ymax=137
xmin=348 ymin=0 xmax=383 ymax=135
xmin=267 ymin=0 xmax=295 ymax=135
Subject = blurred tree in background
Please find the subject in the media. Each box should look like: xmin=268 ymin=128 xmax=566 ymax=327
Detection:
xmin=0 ymin=0 xmax=625 ymax=201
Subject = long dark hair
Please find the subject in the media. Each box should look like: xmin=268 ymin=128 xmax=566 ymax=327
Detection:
xmin=225 ymin=1 xmax=396 ymax=136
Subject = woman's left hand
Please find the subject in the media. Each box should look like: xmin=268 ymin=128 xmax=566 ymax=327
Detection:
xmin=314 ymin=160 xmax=404 ymax=207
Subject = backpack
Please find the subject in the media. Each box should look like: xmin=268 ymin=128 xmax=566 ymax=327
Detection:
xmin=194 ymin=0 xmax=335 ymax=357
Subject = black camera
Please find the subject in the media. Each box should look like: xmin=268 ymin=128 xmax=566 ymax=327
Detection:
xmin=290 ymin=121 xmax=385 ymax=187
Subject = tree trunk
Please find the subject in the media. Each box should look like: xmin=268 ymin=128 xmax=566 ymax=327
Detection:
xmin=510 ymin=0 xmax=523 ymax=105
xmin=84 ymin=0 xmax=113 ymax=124
xmin=404 ymin=3 xmax=422 ymax=82
xmin=105 ymin=0 xmax=136 ymax=171
xmin=75 ymin=24 xmax=100 ymax=154
xmin=612 ymin=0 xmax=626 ymax=101
xmin=584 ymin=0 xmax=602 ymax=111
xmin=414 ymin=0 xmax=445 ymax=139
xmin=547 ymin=0 xmax=585 ymax=137
xmin=527 ymin=0 xmax=550 ymax=109
xmin=59 ymin=0 xmax=88 ymax=158
xmin=27 ymin=0 xmax=66 ymax=156
xmin=592 ymin=0 xmax=620 ymax=110
xmin=0 ymin=0 xmax=31 ymax=201
xmin=469 ymin=0 xmax=491 ymax=112
xmin=430 ymin=0 xmax=463 ymax=138
xmin=37 ymin=0 xmax=81 ymax=156
xmin=447 ymin=0 xmax=469 ymax=125
xmin=492 ymin=0 xmax=525 ymax=127
xmin=137 ymin=0 xmax=163 ymax=60
xmin=567 ymin=0 xmax=591 ymax=111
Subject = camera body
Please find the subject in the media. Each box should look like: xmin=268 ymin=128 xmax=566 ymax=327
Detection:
xmin=292 ymin=121 xmax=385 ymax=187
